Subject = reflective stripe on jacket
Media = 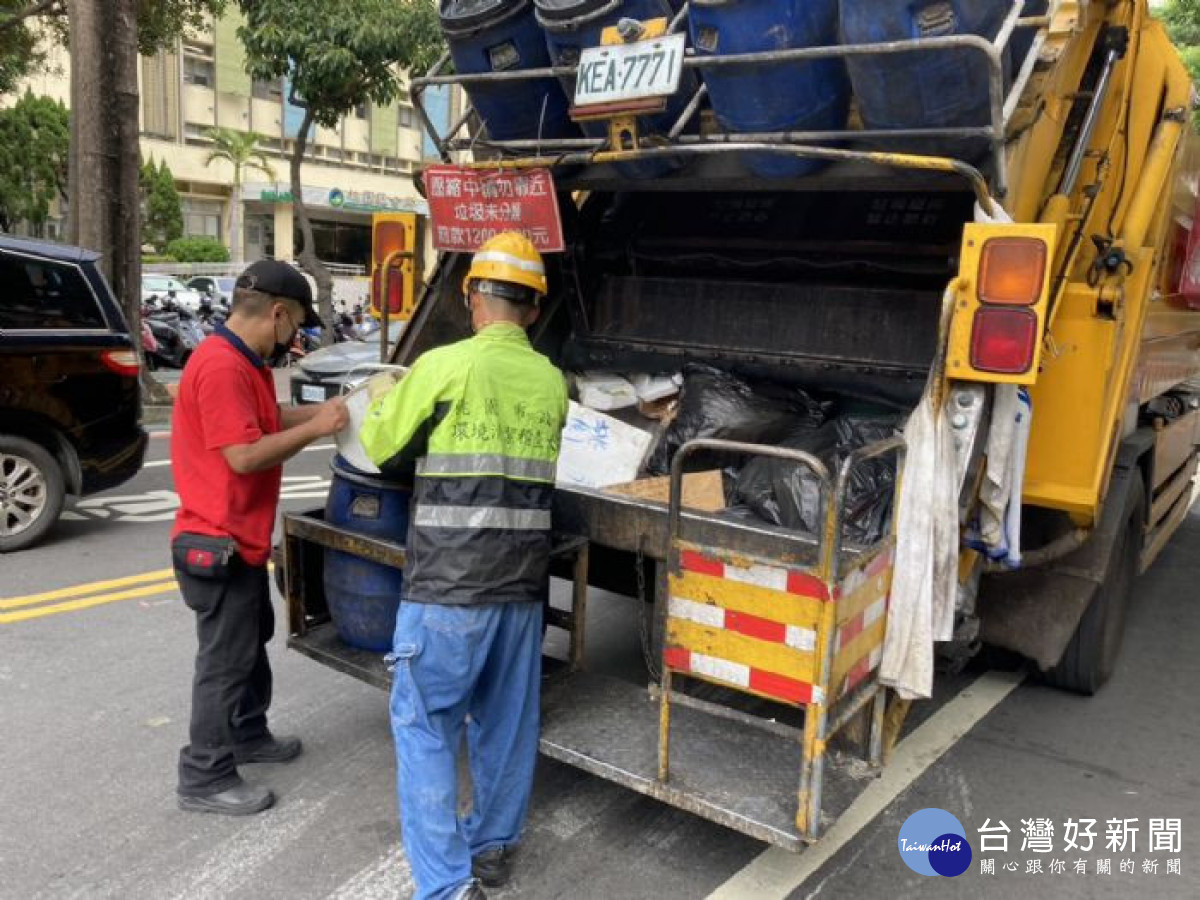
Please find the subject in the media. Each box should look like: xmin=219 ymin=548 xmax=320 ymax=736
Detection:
xmin=360 ymin=323 xmax=569 ymax=604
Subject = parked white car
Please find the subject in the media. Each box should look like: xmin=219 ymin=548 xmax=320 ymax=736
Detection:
xmin=186 ymin=275 xmax=237 ymax=305
xmin=141 ymin=275 xmax=205 ymax=311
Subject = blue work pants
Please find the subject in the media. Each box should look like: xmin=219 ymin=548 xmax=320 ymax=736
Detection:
xmin=389 ymin=600 xmax=542 ymax=900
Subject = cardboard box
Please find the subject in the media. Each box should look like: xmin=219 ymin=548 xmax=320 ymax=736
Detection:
xmin=606 ymin=470 xmax=726 ymax=512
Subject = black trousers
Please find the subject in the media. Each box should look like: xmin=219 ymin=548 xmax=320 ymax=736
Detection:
xmin=176 ymin=558 xmax=274 ymax=796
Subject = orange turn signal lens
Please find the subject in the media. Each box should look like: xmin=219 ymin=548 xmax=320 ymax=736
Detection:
xmin=373 ymin=221 xmax=408 ymax=264
xmin=978 ymin=237 xmax=1047 ymax=306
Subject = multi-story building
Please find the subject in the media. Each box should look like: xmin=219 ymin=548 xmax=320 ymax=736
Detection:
xmin=16 ymin=11 xmax=457 ymax=269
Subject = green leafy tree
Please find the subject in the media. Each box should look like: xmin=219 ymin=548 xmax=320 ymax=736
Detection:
xmin=0 ymin=90 xmax=68 ymax=234
xmin=141 ymin=158 xmax=183 ymax=253
xmin=1163 ymin=0 xmax=1200 ymax=47
xmin=203 ymin=126 xmax=274 ymax=263
xmin=238 ymin=0 xmax=444 ymax=336
xmin=1162 ymin=0 xmax=1200 ymax=130
xmin=0 ymin=0 xmax=227 ymax=96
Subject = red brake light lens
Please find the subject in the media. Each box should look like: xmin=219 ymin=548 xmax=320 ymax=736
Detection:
xmin=100 ymin=349 xmax=141 ymax=377
xmin=970 ymin=307 xmax=1038 ymax=374
xmin=979 ymin=237 xmax=1047 ymax=306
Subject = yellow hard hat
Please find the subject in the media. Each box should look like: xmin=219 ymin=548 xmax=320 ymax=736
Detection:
xmin=463 ymin=231 xmax=548 ymax=298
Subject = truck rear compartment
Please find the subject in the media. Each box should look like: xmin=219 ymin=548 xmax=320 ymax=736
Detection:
xmin=288 ymin=184 xmax=982 ymax=846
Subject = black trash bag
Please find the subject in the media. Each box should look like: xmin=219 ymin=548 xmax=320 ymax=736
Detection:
xmin=735 ymin=414 xmax=901 ymax=545
xmin=647 ymin=364 xmax=828 ymax=475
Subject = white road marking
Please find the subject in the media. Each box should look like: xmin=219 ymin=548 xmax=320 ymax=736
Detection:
xmin=707 ymin=670 xmax=1025 ymax=900
xmin=328 ymin=846 xmax=415 ymax=900
xmin=61 ymin=476 xmax=331 ymax=523
xmin=165 ymin=797 xmax=330 ymax=900
xmin=142 ymin=442 xmax=337 ymax=468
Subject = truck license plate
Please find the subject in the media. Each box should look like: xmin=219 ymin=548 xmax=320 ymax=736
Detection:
xmin=574 ymin=32 xmax=686 ymax=108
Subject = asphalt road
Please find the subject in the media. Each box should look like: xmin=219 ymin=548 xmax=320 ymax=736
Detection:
xmin=1 ymin=396 xmax=1197 ymax=899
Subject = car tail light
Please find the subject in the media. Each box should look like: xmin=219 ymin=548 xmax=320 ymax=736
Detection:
xmin=970 ymin=307 xmax=1038 ymax=374
xmin=978 ymin=237 xmax=1047 ymax=306
xmin=101 ymin=349 xmax=141 ymax=377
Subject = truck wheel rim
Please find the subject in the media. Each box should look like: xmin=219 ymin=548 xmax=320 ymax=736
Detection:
xmin=0 ymin=453 xmax=47 ymax=536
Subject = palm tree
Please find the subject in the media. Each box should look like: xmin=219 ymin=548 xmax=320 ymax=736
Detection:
xmin=203 ymin=127 xmax=275 ymax=263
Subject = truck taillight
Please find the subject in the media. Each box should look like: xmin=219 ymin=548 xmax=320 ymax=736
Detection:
xmin=100 ymin=349 xmax=141 ymax=377
xmin=978 ymin=237 xmax=1047 ymax=306
xmin=970 ymin=307 xmax=1038 ymax=374
xmin=947 ymin=223 xmax=1057 ymax=386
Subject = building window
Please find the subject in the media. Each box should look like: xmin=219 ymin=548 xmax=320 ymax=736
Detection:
xmin=182 ymin=198 xmax=223 ymax=241
xmin=253 ymin=78 xmax=283 ymax=101
xmin=399 ymin=106 xmax=414 ymax=129
xmin=354 ymin=102 xmax=368 ymax=120
xmin=183 ymin=56 xmax=215 ymax=88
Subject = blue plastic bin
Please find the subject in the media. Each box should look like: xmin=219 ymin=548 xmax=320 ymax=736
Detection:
xmin=323 ymin=456 xmax=411 ymax=652
xmin=690 ymin=0 xmax=849 ymax=177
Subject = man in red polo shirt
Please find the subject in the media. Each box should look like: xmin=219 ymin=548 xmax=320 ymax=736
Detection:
xmin=171 ymin=260 xmax=347 ymax=816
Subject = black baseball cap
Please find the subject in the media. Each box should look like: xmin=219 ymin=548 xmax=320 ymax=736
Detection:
xmin=236 ymin=260 xmax=321 ymax=327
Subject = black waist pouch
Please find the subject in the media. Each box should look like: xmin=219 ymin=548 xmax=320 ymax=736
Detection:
xmin=172 ymin=532 xmax=238 ymax=579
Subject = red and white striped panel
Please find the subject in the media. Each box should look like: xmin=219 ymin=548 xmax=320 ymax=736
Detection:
xmin=680 ymin=549 xmax=830 ymax=601
xmin=663 ymin=646 xmax=826 ymax=706
xmin=842 ymin=645 xmax=884 ymax=696
xmin=836 ymin=595 xmax=888 ymax=653
xmin=834 ymin=545 xmax=894 ymax=601
xmin=668 ymin=595 xmax=817 ymax=652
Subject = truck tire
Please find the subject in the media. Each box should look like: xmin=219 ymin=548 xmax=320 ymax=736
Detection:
xmin=1040 ymin=478 xmax=1144 ymax=695
xmin=0 ymin=435 xmax=66 ymax=553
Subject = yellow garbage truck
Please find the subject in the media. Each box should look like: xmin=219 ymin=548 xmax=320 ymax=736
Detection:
xmin=281 ymin=0 xmax=1200 ymax=848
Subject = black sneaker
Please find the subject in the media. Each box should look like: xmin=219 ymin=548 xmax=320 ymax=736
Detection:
xmin=177 ymin=782 xmax=274 ymax=816
xmin=455 ymin=881 xmax=488 ymax=900
xmin=472 ymin=846 xmax=514 ymax=888
xmin=233 ymin=735 xmax=303 ymax=765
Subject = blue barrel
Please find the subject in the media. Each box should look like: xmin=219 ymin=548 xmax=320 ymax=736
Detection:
xmin=323 ymin=456 xmax=411 ymax=652
xmin=535 ymin=0 xmax=696 ymax=177
xmin=840 ymin=0 xmax=1009 ymax=157
xmin=690 ymin=0 xmax=849 ymax=178
xmin=440 ymin=0 xmax=580 ymax=141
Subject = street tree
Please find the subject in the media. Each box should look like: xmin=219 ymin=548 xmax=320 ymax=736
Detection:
xmin=238 ymin=0 xmax=444 ymax=338
xmin=0 ymin=90 xmax=68 ymax=235
xmin=141 ymin=158 xmax=183 ymax=254
xmin=60 ymin=0 xmax=226 ymax=402
xmin=203 ymin=126 xmax=274 ymax=263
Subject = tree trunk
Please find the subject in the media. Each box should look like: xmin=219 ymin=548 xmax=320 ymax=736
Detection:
xmin=290 ymin=109 xmax=333 ymax=345
xmin=68 ymin=0 xmax=169 ymax=403
xmin=230 ymin=170 xmax=244 ymax=264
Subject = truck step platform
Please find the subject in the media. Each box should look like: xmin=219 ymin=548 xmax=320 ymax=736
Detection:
xmin=540 ymin=670 xmax=877 ymax=851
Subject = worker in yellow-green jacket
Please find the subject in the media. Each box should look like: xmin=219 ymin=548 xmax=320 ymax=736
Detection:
xmin=360 ymin=231 xmax=569 ymax=900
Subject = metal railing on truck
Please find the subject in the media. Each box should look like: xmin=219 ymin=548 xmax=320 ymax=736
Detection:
xmin=412 ymin=0 xmax=1060 ymax=212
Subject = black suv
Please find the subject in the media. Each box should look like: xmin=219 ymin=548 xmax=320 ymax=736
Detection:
xmin=0 ymin=236 xmax=147 ymax=551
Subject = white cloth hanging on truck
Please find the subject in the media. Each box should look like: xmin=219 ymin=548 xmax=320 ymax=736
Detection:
xmin=879 ymin=370 xmax=962 ymax=700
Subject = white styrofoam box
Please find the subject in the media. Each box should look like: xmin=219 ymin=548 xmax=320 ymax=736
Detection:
xmin=576 ymin=372 xmax=639 ymax=411
xmin=557 ymin=401 xmax=653 ymax=488
xmin=631 ymin=372 xmax=682 ymax=403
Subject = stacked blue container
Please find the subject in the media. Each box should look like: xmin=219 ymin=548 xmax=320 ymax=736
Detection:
xmin=439 ymin=0 xmax=580 ymax=142
xmin=840 ymin=0 xmax=1010 ymax=157
xmin=690 ymin=0 xmax=849 ymax=178
xmin=535 ymin=0 xmax=699 ymax=177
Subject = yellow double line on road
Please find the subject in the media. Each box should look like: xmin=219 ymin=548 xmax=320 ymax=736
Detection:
xmin=0 ymin=568 xmax=179 ymax=624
